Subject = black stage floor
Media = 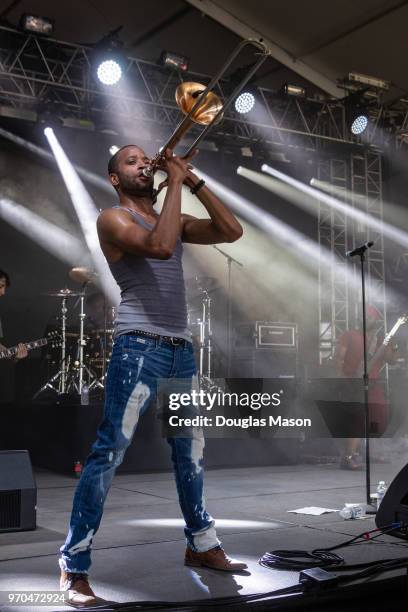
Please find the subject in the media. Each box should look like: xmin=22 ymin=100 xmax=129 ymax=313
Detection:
xmin=1 ymin=460 xmax=408 ymax=611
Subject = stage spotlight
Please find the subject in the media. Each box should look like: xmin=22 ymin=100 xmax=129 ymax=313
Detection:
xmin=160 ymin=51 xmax=189 ymax=72
xmin=350 ymin=114 xmax=368 ymax=135
xmin=235 ymin=92 xmax=255 ymax=114
xmin=109 ymin=145 xmax=120 ymax=156
xmin=97 ymin=59 xmax=122 ymax=86
xmin=20 ymin=13 xmax=54 ymax=35
xmin=93 ymin=29 xmax=124 ymax=86
xmin=38 ymin=101 xmax=64 ymax=129
xmin=282 ymin=83 xmax=306 ymax=98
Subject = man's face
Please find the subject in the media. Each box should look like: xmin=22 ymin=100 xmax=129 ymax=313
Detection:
xmin=0 ymin=277 xmax=7 ymax=297
xmin=111 ymin=146 xmax=154 ymax=197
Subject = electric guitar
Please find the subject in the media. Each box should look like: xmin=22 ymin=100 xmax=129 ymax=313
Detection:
xmin=0 ymin=331 xmax=61 ymax=360
xmin=366 ymin=314 xmax=408 ymax=376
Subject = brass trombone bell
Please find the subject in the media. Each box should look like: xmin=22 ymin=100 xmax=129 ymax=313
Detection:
xmin=175 ymin=82 xmax=223 ymax=126
xmin=142 ymin=38 xmax=270 ymax=178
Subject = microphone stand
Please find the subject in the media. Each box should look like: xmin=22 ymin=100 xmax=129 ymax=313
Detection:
xmin=347 ymin=241 xmax=376 ymax=513
xmin=212 ymin=246 xmax=243 ymax=376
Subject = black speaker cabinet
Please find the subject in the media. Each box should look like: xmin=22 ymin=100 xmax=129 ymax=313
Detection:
xmin=375 ymin=463 xmax=408 ymax=539
xmin=0 ymin=450 xmax=36 ymax=532
xmin=230 ymin=349 xmax=298 ymax=378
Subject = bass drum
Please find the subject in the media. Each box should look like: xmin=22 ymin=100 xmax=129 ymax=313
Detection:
xmin=86 ymin=327 xmax=114 ymax=378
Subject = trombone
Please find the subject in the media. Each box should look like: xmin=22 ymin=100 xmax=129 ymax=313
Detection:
xmin=143 ymin=38 xmax=270 ymax=177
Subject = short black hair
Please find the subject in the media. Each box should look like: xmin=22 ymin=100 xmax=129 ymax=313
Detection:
xmin=108 ymin=144 xmax=139 ymax=175
xmin=0 ymin=269 xmax=10 ymax=286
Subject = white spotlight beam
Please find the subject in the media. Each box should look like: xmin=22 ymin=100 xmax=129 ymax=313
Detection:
xmin=0 ymin=197 xmax=91 ymax=267
xmin=200 ymin=167 xmax=397 ymax=305
xmin=0 ymin=127 xmax=112 ymax=194
xmin=44 ymin=127 xmax=119 ymax=304
xmin=261 ymin=163 xmax=408 ymax=250
xmin=196 ymin=168 xmax=334 ymax=270
xmin=237 ymin=165 xmax=403 ymax=307
xmin=311 ymin=178 xmax=408 ymax=233
xmin=238 ymin=166 xmax=312 ymax=212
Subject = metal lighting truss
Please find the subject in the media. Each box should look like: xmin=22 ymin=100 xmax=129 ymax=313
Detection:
xmin=350 ymin=152 xmax=386 ymax=340
xmin=317 ymin=158 xmax=350 ymax=363
xmin=0 ymin=24 xmax=383 ymax=150
xmin=317 ymin=152 xmax=386 ymax=362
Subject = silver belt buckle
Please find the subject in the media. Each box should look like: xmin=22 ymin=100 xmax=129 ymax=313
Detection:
xmin=170 ymin=336 xmax=181 ymax=346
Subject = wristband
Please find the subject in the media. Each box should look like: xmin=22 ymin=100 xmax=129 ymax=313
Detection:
xmin=190 ymin=179 xmax=205 ymax=195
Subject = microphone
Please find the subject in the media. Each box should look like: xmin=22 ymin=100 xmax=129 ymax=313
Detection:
xmin=346 ymin=241 xmax=374 ymax=258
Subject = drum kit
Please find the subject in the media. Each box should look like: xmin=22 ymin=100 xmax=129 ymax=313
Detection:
xmin=34 ymin=268 xmax=220 ymax=400
xmin=34 ymin=267 xmax=115 ymax=399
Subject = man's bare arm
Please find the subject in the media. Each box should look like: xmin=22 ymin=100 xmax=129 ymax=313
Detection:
xmin=181 ymin=172 xmax=243 ymax=245
xmin=98 ymin=179 xmax=183 ymax=260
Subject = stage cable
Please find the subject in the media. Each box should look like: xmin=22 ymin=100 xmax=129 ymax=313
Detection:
xmin=259 ymin=522 xmax=406 ymax=571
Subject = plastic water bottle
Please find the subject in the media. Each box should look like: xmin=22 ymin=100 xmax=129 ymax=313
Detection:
xmin=376 ymin=481 xmax=387 ymax=510
xmin=339 ymin=505 xmax=364 ymax=519
xmin=81 ymin=383 xmax=89 ymax=406
xmin=74 ymin=461 xmax=83 ymax=479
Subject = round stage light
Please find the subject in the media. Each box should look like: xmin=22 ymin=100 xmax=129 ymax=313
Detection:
xmin=97 ymin=59 xmax=122 ymax=86
xmin=351 ymin=114 xmax=368 ymax=135
xmin=235 ymin=92 xmax=255 ymax=114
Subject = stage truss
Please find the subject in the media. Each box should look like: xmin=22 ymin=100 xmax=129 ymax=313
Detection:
xmin=318 ymin=152 xmax=386 ymax=363
xmin=0 ymin=25 xmax=392 ymax=368
xmin=0 ymin=25 xmax=406 ymax=151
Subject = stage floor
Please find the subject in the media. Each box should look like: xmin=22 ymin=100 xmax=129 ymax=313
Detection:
xmin=1 ymin=459 xmax=408 ymax=611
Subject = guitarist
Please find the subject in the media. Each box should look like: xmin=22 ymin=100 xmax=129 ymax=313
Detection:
xmin=334 ymin=305 xmax=399 ymax=469
xmin=0 ymin=269 xmax=28 ymax=360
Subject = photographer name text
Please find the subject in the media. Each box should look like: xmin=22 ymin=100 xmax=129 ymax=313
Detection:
xmin=168 ymin=415 xmax=312 ymax=429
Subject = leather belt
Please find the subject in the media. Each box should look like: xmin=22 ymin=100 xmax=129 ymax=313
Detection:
xmin=124 ymin=329 xmax=188 ymax=346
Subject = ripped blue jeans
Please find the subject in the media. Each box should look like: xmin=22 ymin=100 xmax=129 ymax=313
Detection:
xmin=59 ymin=333 xmax=220 ymax=574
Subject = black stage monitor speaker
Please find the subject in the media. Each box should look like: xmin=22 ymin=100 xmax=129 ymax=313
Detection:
xmin=375 ymin=463 xmax=408 ymax=539
xmin=0 ymin=450 xmax=36 ymax=532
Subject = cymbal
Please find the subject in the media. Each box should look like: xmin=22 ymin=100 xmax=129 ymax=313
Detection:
xmin=185 ymin=276 xmax=219 ymax=295
xmin=44 ymin=288 xmax=84 ymax=297
xmin=69 ymin=267 xmax=98 ymax=284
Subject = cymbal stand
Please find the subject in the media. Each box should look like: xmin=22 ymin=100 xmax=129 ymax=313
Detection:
xmin=33 ymin=295 xmax=68 ymax=398
xmin=198 ymin=290 xmax=213 ymax=386
xmin=78 ymin=291 xmax=85 ymax=393
xmin=65 ymin=290 xmax=103 ymax=394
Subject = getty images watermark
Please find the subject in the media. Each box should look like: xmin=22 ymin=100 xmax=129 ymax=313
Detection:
xmin=166 ymin=388 xmax=312 ymax=430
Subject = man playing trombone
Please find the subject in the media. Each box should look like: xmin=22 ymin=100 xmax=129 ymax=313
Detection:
xmin=58 ymin=144 xmax=246 ymax=605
